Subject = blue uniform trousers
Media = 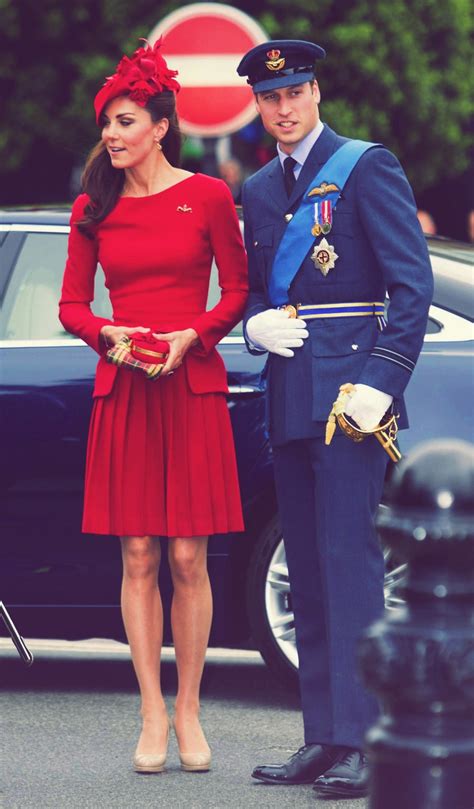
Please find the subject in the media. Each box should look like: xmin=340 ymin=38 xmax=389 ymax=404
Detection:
xmin=272 ymin=433 xmax=388 ymax=749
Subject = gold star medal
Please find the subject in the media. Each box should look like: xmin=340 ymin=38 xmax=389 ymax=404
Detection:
xmin=311 ymin=237 xmax=339 ymax=277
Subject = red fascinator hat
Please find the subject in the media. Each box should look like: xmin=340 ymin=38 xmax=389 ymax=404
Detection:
xmin=94 ymin=38 xmax=180 ymax=124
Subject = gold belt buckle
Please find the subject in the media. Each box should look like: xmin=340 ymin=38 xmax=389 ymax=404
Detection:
xmin=281 ymin=304 xmax=299 ymax=319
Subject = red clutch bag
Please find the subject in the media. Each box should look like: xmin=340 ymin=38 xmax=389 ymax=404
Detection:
xmin=106 ymin=333 xmax=169 ymax=380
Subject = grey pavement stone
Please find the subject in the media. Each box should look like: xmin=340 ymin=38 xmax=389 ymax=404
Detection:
xmin=0 ymin=656 xmax=367 ymax=809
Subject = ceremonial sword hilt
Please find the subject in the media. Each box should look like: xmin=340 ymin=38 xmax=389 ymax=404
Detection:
xmin=325 ymin=383 xmax=402 ymax=463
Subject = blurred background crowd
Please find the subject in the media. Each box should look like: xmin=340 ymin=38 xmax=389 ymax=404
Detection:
xmin=1 ymin=0 xmax=472 ymax=241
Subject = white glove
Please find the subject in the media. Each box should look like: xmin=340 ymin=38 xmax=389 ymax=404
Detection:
xmin=246 ymin=309 xmax=309 ymax=358
xmin=344 ymin=384 xmax=393 ymax=431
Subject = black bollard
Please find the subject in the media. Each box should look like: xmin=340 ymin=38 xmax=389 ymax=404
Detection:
xmin=358 ymin=438 xmax=474 ymax=809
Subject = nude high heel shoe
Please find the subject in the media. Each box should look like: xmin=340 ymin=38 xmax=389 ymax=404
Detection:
xmin=133 ymin=719 xmax=170 ymax=773
xmin=173 ymin=718 xmax=212 ymax=772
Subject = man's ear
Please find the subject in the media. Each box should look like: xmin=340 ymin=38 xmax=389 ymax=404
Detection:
xmin=312 ymin=80 xmax=321 ymax=104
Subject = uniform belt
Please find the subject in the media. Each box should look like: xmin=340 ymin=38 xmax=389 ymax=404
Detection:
xmin=282 ymin=301 xmax=385 ymax=319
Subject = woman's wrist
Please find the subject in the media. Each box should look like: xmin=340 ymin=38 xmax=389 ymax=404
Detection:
xmin=100 ymin=325 xmax=113 ymax=348
xmin=183 ymin=328 xmax=199 ymax=348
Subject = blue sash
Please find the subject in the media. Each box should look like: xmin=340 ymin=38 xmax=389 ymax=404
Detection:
xmin=268 ymin=140 xmax=380 ymax=306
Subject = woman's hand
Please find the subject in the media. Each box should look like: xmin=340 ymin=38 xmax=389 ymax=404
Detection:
xmin=153 ymin=328 xmax=199 ymax=376
xmin=100 ymin=324 xmax=150 ymax=347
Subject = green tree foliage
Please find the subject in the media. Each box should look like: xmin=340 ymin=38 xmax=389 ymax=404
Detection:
xmin=0 ymin=0 xmax=472 ymax=202
xmin=0 ymin=0 xmax=178 ymax=202
xmin=258 ymin=0 xmax=473 ymax=190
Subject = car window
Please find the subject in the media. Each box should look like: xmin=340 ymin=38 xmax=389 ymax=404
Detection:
xmin=0 ymin=231 xmax=242 ymax=341
xmin=0 ymin=233 xmax=112 ymax=340
xmin=205 ymin=218 xmax=245 ymax=338
xmin=426 ymin=317 xmax=442 ymax=334
xmin=1 ymin=226 xmax=454 ymax=344
xmin=207 ymin=260 xmax=243 ymax=338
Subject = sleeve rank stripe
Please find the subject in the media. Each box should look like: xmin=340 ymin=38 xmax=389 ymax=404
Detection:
xmin=371 ymin=347 xmax=415 ymax=368
xmin=370 ymin=351 xmax=414 ymax=373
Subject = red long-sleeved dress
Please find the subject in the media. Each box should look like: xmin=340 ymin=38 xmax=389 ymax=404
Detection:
xmin=59 ymin=174 xmax=248 ymax=537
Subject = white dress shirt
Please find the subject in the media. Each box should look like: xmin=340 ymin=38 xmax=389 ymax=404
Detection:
xmin=277 ymin=120 xmax=325 ymax=180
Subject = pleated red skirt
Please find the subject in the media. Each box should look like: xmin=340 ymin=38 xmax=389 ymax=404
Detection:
xmin=82 ymin=365 xmax=244 ymax=537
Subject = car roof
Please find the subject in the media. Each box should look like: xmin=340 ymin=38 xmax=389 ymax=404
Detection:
xmin=0 ymin=208 xmax=71 ymax=226
xmin=1 ymin=207 xmax=473 ymax=319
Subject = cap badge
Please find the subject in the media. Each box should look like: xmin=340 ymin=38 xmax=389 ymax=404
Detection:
xmin=265 ymin=49 xmax=285 ymax=71
xmin=308 ymin=181 xmax=340 ymax=198
xmin=311 ymin=237 xmax=339 ymax=277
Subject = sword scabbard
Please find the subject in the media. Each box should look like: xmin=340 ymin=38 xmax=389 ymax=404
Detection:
xmin=374 ymin=429 xmax=402 ymax=462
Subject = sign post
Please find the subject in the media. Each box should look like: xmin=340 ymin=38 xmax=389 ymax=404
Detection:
xmin=148 ymin=3 xmax=267 ymax=137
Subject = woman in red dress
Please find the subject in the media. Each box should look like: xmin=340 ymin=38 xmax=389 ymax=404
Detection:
xmin=59 ymin=40 xmax=248 ymax=774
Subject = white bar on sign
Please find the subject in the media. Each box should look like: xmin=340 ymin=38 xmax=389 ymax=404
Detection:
xmin=168 ymin=54 xmax=247 ymax=87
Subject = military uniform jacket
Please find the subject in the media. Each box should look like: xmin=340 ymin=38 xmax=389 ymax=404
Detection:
xmin=242 ymin=125 xmax=434 ymax=446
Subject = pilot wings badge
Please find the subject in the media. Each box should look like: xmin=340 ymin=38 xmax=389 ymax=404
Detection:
xmin=308 ymin=181 xmax=340 ymax=198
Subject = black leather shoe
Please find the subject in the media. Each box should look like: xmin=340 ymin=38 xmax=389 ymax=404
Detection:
xmin=312 ymin=748 xmax=369 ymax=798
xmin=251 ymin=744 xmax=340 ymax=785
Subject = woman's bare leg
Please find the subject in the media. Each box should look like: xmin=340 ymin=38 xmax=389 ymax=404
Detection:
xmin=121 ymin=535 xmax=168 ymax=755
xmin=168 ymin=536 xmax=212 ymax=752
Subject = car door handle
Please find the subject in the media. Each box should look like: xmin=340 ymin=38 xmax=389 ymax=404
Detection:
xmin=227 ymin=384 xmax=262 ymax=395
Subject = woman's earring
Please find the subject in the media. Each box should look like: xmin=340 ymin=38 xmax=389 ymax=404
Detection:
xmin=155 ymin=140 xmax=163 ymax=151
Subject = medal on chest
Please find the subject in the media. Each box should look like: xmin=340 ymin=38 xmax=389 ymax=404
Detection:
xmin=311 ymin=200 xmax=333 ymax=237
xmin=311 ymin=237 xmax=339 ymax=277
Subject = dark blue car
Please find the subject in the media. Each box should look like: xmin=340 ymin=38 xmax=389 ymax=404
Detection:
xmin=0 ymin=208 xmax=473 ymax=682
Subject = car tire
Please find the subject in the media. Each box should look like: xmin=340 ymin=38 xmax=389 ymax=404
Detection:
xmin=246 ymin=512 xmax=406 ymax=687
xmin=246 ymin=515 xmax=299 ymax=688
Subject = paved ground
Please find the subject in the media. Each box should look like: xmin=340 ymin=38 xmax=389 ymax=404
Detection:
xmin=0 ymin=645 xmax=367 ymax=809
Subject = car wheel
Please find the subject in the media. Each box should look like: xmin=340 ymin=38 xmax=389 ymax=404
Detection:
xmin=246 ymin=513 xmax=407 ymax=686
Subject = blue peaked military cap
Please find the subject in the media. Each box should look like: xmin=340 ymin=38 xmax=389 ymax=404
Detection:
xmin=237 ymin=39 xmax=326 ymax=94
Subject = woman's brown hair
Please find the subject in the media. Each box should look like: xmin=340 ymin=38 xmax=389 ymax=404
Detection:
xmin=77 ymin=91 xmax=182 ymax=236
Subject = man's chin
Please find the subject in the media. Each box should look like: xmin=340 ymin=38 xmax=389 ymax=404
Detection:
xmin=276 ymin=131 xmax=300 ymax=146
xmin=279 ymin=133 xmax=297 ymax=139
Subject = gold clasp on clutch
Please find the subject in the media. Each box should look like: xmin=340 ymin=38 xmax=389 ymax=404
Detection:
xmin=105 ymin=335 xmax=166 ymax=380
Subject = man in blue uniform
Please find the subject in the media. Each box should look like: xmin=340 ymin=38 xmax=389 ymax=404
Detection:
xmin=236 ymin=40 xmax=433 ymax=799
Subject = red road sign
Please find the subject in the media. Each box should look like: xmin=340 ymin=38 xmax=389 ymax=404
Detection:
xmin=148 ymin=3 xmax=267 ymax=137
